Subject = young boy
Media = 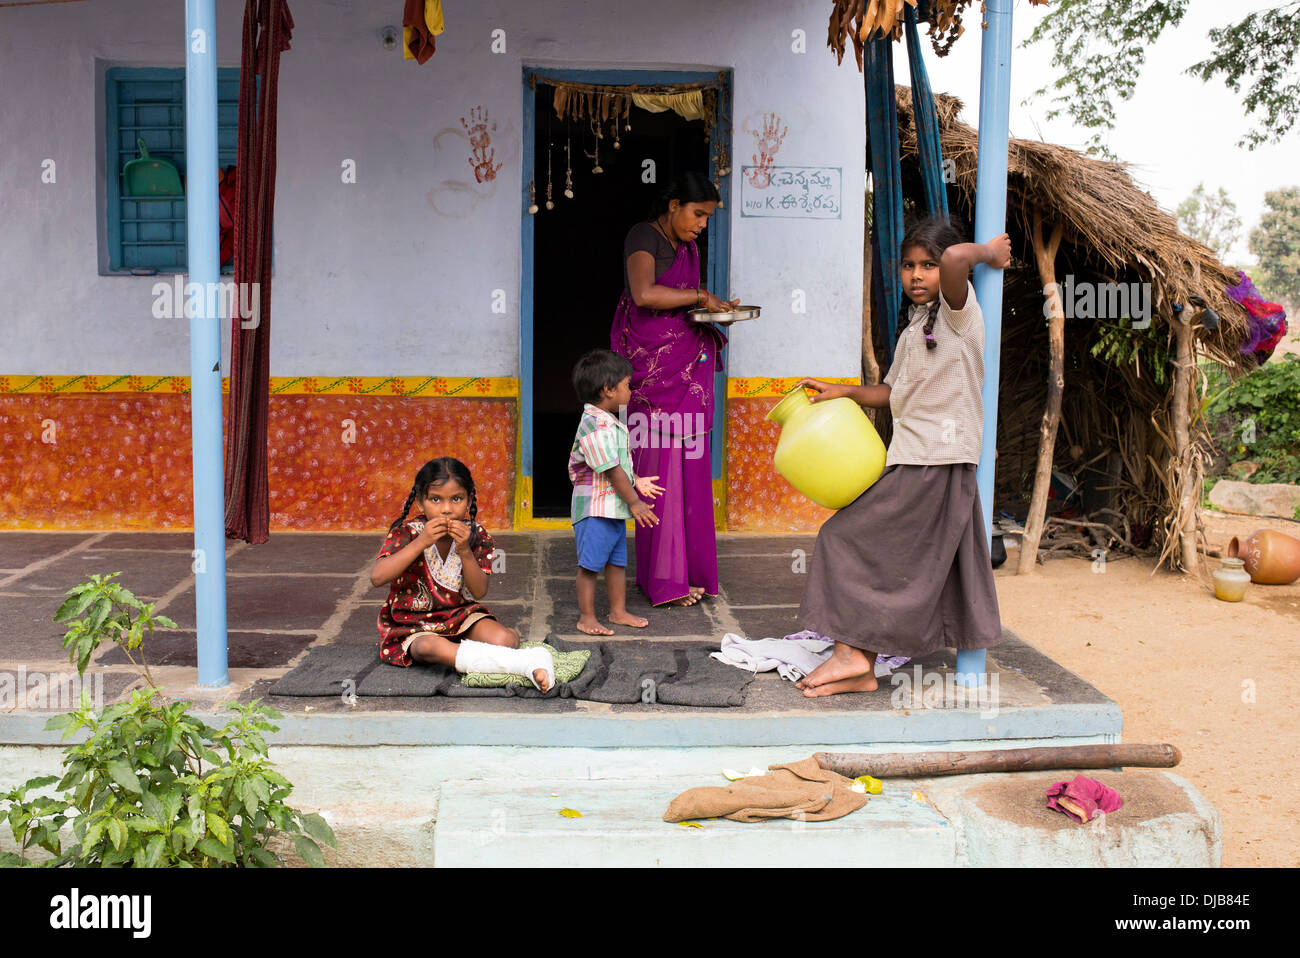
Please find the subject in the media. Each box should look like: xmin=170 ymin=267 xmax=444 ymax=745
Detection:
xmin=568 ymin=349 xmax=664 ymax=635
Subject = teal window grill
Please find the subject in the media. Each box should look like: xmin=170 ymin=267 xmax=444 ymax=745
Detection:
xmin=106 ymin=67 xmax=240 ymax=273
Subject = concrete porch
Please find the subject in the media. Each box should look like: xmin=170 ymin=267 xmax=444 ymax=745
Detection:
xmin=0 ymin=530 xmax=1219 ymax=866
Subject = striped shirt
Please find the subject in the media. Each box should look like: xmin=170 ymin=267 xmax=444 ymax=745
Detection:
xmin=883 ymin=281 xmax=985 ymax=467
xmin=568 ymin=404 xmax=635 ymax=523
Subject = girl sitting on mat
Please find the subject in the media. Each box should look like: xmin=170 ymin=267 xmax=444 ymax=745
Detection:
xmin=372 ymin=456 xmax=553 ymax=691
xmin=795 ymin=218 xmax=1011 ymax=697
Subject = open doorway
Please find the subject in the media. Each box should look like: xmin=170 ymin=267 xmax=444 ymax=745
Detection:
xmin=526 ymin=76 xmax=717 ymax=518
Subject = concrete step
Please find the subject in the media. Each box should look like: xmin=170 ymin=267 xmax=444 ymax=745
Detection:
xmin=432 ymin=770 xmax=1221 ymax=868
xmin=433 ymin=777 xmax=955 ymax=867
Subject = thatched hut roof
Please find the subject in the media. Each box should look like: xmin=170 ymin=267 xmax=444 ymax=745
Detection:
xmin=895 ymin=87 xmax=1253 ymax=367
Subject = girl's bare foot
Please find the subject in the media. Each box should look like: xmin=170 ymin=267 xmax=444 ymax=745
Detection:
xmin=802 ymin=673 xmax=878 ymax=697
xmin=609 ymin=611 xmax=648 ymax=628
xmin=577 ymin=616 xmax=614 ymax=636
xmin=533 ymin=668 xmax=553 ymax=692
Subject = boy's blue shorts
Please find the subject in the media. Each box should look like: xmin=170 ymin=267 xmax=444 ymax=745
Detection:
xmin=574 ymin=516 xmax=627 ymax=572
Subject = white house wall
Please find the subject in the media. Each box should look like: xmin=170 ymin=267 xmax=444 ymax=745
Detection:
xmin=1 ymin=0 xmax=866 ymax=380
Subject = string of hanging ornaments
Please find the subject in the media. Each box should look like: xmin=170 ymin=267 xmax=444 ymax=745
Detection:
xmin=525 ymin=74 xmax=732 ymax=214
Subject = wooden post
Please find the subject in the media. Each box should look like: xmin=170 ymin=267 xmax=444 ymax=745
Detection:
xmin=862 ymin=209 xmax=880 ymax=387
xmin=1017 ymin=211 xmax=1065 ymax=573
xmin=1171 ymin=308 xmax=1199 ymax=571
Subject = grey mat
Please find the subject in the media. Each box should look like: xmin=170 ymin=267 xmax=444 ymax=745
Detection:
xmin=269 ymin=637 xmax=752 ymax=707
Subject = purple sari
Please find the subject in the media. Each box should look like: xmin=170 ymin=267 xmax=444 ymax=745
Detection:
xmin=611 ymin=238 xmax=724 ymax=605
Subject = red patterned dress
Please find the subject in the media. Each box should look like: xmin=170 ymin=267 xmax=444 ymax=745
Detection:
xmin=376 ymin=518 xmax=498 ymax=667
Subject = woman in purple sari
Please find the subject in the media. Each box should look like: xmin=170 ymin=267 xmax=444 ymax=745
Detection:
xmin=611 ymin=174 xmax=737 ymax=606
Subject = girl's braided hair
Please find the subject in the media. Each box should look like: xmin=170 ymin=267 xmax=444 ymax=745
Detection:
xmin=897 ymin=217 xmax=966 ymax=350
xmin=388 ymin=457 xmax=480 ymax=551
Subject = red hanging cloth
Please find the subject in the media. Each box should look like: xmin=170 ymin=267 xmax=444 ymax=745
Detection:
xmin=225 ymin=0 xmax=293 ymax=544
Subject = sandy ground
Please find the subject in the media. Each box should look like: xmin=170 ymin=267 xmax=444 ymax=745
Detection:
xmin=994 ymin=510 xmax=1300 ymax=868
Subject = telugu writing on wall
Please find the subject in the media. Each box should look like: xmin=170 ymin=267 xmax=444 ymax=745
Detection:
xmin=739 ymin=166 xmax=842 ymax=220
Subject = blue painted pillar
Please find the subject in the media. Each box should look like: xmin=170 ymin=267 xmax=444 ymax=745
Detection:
xmin=958 ymin=0 xmax=1013 ymax=690
xmin=185 ymin=0 xmax=229 ymax=688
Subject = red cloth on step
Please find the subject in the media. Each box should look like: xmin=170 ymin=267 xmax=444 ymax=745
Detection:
xmin=1045 ymin=774 xmax=1123 ymax=823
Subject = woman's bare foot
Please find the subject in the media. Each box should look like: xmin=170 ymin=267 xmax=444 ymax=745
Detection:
xmin=577 ymin=616 xmax=614 ymax=636
xmin=797 ymin=643 xmax=877 ymax=695
xmin=609 ymin=611 xmax=648 ymax=628
xmin=533 ymin=668 xmax=553 ymax=692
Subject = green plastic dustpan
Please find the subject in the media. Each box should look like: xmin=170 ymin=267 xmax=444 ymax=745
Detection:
xmin=123 ymin=138 xmax=183 ymax=197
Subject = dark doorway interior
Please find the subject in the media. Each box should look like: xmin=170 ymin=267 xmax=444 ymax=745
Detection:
xmin=531 ymin=84 xmax=710 ymax=517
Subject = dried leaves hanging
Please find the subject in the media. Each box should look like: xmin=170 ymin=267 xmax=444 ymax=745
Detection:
xmin=827 ymin=0 xmax=1050 ymax=67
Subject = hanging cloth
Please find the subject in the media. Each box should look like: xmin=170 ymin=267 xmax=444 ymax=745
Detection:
xmin=224 ymin=0 xmax=293 ymax=544
xmin=864 ymin=34 xmax=904 ymax=363
xmin=629 ymin=91 xmax=707 ymax=122
xmin=905 ymin=5 xmax=949 ymax=220
xmin=403 ymin=0 xmax=444 ymax=64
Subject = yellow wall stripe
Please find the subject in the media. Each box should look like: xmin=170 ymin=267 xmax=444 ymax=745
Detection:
xmin=727 ymin=376 xmax=859 ymax=398
xmin=0 ymin=375 xmax=520 ymax=397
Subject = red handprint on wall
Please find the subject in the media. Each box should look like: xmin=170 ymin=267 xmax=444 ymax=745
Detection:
xmin=743 ymin=112 xmax=788 ymax=190
xmin=461 ymin=106 xmax=502 ymax=183
xmin=748 ymin=151 xmax=776 ymax=189
xmin=750 ymin=113 xmax=788 ymax=155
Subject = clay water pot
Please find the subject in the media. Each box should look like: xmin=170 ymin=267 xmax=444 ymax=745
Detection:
xmin=1227 ymin=528 xmax=1300 ymax=585
xmin=766 ymin=386 xmax=886 ymax=509
xmin=1212 ymin=557 xmax=1250 ymax=602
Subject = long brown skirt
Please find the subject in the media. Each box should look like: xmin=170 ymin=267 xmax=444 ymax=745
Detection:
xmin=798 ymin=463 xmax=1002 ymax=658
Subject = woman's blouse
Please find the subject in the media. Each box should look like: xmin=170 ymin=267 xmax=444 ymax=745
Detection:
xmin=623 ymin=221 xmax=680 ymax=291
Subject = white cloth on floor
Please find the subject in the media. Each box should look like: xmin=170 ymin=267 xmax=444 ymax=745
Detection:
xmin=711 ymin=632 xmax=832 ymax=681
xmin=711 ymin=631 xmax=911 ymax=682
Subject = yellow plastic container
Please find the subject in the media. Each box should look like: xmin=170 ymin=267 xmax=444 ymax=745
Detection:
xmin=765 ymin=387 xmax=887 ymax=509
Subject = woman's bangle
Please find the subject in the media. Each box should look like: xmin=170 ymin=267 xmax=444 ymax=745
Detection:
xmin=696 ymin=288 xmax=704 ymax=307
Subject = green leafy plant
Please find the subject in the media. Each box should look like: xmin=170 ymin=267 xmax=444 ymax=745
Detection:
xmin=1204 ymin=355 xmax=1300 ymax=485
xmin=0 ymin=573 xmax=335 ymax=867
xmin=1089 ymin=318 xmax=1173 ymax=386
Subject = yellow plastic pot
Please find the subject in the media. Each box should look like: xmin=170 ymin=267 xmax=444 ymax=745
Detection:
xmin=766 ymin=387 xmax=887 ymax=509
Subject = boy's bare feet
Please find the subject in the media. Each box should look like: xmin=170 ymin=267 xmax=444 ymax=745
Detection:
xmin=796 ymin=643 xmax=878 ymax=696
xmin=608 ymin=611 xmax=648 ymax=628
xmin=577 ymin=616 xmax=614 ymax=636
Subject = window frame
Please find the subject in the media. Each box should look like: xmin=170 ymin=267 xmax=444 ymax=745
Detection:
xmin=104 ymin=66 xmax=241 ymax=274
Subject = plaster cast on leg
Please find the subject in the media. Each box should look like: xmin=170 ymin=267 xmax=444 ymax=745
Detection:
xmin=455 ymin=639 xmax=555 ymax=692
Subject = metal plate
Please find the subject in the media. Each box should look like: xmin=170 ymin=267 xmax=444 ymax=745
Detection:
xmin=687 ymin=305 xmax=761 ymax=325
